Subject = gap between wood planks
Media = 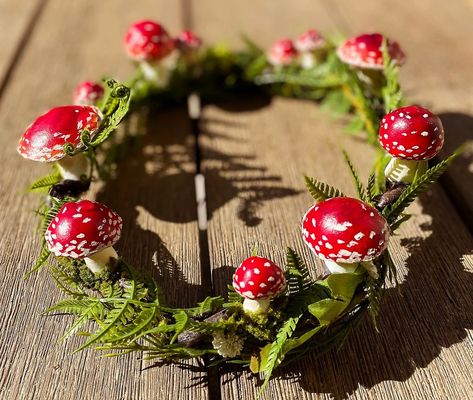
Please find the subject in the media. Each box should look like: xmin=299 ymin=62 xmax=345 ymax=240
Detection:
xmin=0 ymin=0 xmax=48 ymax=104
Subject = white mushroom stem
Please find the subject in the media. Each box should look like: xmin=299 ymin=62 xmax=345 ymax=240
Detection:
xmin=140 ymin=61 xmax=171 ymax=86
xmin=300 ymin=52 xmax=316 ymax=69
xmin=384 ymin=158 xmax=428 ymax=184
xmin=84 ymin=246 xmax=118 ymax=273
xmin=57 ymin=154 xmax=89 ymax=181
xmin=242 ymin=298 xmax=271 ymax=315
xmin=324 ymin=260 xmax=378 ymax=279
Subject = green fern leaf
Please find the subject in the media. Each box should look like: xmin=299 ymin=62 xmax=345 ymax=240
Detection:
xmin=366 ymin=173 xmax=377 ymax=203
xmin=285 ymin=247 xmax=313 ymax=294
xmin=304 ymin=175 xmax=344 ymax=203
xmin=383 ymin=152 xmax=460 ymax=223
xmin=23 ymin=243 xmax=50 ymax=279
xmin=106 ymin=306 xmax=158 ymax=343
xmin=49 ymin=265 xmax=85 ymax=297
xmin=171 ymin=311 xmax=189 ymax=344
xmin=343 ymin=150 xmax=366 ymax=200
xmin=29 ymin=171 xmax=62 ymax=191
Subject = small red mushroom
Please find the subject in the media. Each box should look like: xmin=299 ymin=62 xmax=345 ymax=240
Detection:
xmin=379 ymin=105 xmax=444 ymax=183
xmin=295 ymin=29 xmax=326 ymax=69
xmin=267 ymin=38 xmax=298 ymax=66
xmin=45 ymin=200 xmax=122 ymax=273
xmin=337 ymin=33 xmax=405 ymax=70
xmin=124 ymin=20 xmax=175 ymax=81
xmin=175 ymin=30 xmax=203 ymax=51
xmin=17 ymin=105 xmax=102 ymax=180
xmin=73 ymin=81 xmax=104 ymax=105
xmin=302 ymin=197 xmax=389 ymax=277
xmin=232 ymin=256 xmax=286 ymax=314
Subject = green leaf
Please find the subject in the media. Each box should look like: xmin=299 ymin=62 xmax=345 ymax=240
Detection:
xmin=304 ymin=175 xmax=344 ymax=203
xmin=170 ymin=311 xmax=189 ymax=344
xmin=366 ymin=173 xmax=377 ymax=203
xmin=343 ymin=150 xmax=366 ymax=200
xmin=29 ymin=170 xmax=62 ymax=191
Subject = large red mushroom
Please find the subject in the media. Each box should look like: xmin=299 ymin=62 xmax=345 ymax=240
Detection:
xmin=45 ymin=200 xmax=122 ymax=273
xmin=232 ymin=256 xmax=286 ymax=314
xmin=379 ymin=105 xmax=444 ymax=183
xmin=302 ymin=197 xmax=390 ymax=277
xmin=17 ymin=105 xmax=102 ymax=181
xmin=124 ymin=20 xmax=175 ymax=81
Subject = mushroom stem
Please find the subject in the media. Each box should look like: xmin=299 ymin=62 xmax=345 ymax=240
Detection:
xmin=384 ymin=158 xmax=428 ymax=184
xmin=325 ymin=260 xmax=378 ymax=278
xmin=57 ymin=154 xmax=89 ymax=181
xmin=84 ymin=247 xmax=118 ymax=273
xmin=242 ymin=298 xmax=271 ymax=315
xmin=140 ymin=61 xmax=170 ymax=86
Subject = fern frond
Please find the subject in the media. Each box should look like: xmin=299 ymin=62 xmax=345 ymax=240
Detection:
xmin=304 ymin=175 xmax=344 ymax=203
xmin=366 ymin=173 xmax=377 ymax=203
xmin=383 ymin=152 xmax=460 ymax=223
xmin=381 ymin=38 xmax=404 ymax=113
xmin=29 ymin=171 xmax=62 ymax=192
xmin=171 ymin=311 xmax=189 ymax=344
xmin=285 ymin=247 xmax=313 ymax=294
xmin=49 ymin=265 xmax=85 ymax=297
xmin=343 ymin=150 xmax=366 ymax=200
xmin=23 ymin=243 xmax=50 ymax=279
xmin=259 ymin=317 xmax=300 ymax=395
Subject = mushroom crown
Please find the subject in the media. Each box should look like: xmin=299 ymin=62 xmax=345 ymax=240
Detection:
xmin=73 ymin=81 xmax=104 ymax=105
xmin=176 ymin=30 xmax=202 ymax=51
xmin=379 ymin=105 xmax=444 ymax=160
xmin=124 ymin=20 xmax=174 ymax=61
xmin=45 ymin=200 xmax=122 ymax=259
xmin=295 ymin=29 xmax=325 ymax=52
xmin=337 ymin=33 xmax=405 ymax=69
xmin=17 ymin=105 xmax=102 ymax=162
xmin=232 ymin=256 xmax=286 ymax=300
xmin=268 ymin=38 xmax=298 ymax=66
xmin=302 ymin=197 xmax=389 ymax=264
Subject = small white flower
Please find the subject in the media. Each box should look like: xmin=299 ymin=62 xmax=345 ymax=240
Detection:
xmin=212 ymin=331 xmax=244 ymax=358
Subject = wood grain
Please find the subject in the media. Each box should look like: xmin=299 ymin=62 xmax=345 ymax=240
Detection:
xmin=0 ymin=0 xmax=45 ymax=92
xmin=192 ymin=1 xmax=473 ymax=399
xmin=0 ymin=1 xmax=209 ymax=399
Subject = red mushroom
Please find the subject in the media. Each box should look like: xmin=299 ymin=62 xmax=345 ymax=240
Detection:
xmin=124 ymin=20 xmax=175 ymax=81
xmin=45 ymin=200 xmax=122 ymax=273
xmin=232 ymin=256 xmax=286 ymax=314
xmin=337 ymin=33 xmax=405 ymax=89
xmin=267 ymin=38 xmax=298 ymax=67
xmin=379 ymin=105 xmax=444 ymax=183
xmin=73 ymin=81 xmax=104 ymax=105
xmin=302 ymin=197 xmax=390 ymax=277
xmin=17 ymin=105 xmax=102 ymax=181
xmin=295 ymin=29 xmax=326 ymax=69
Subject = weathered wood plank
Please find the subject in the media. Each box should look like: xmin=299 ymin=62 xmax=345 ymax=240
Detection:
xmin=0 ymin=1 xmax=209 ymax=399
xmin=325 ymin=0 xmax=473 ymax=228
xmin=0 ymin=0 xmax=45 ymax=93
xmin=192 ymin=1 xmax=473 ymax=399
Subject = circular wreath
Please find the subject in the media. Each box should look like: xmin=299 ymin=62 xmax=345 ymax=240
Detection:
xmin=17 ymin=21 xmax=459 ymax=394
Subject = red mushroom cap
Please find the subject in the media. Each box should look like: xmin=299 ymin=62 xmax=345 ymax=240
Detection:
xmin=124 ymin=20 xmax=174 ymax=61
xmin=232 ymin=256 xmax=286 ymax=300
xmin=73 ymin=81 xmax=104 ymax=105
xmin=302 ymin=197 xmax=389 ymax=263
xmin=17 ymin=105 xmax=102 ymax=162
xmin=295 ymin=29 xmax=325 ymax=52
xmin=45 ymin=200 xmax=122 ymax=259
xmin=379 ymin=105 xmax=445 ymax=160
xmin=268 ymin=38 xmax=298 ymax=66
xmin=337 ymin=33 xmax=405 ymax=69
xmin=175 ymin=30 xmax=203 ymax=51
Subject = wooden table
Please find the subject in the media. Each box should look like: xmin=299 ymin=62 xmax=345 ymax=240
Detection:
xmin=0 ymin=1 xmax=472 ymax=399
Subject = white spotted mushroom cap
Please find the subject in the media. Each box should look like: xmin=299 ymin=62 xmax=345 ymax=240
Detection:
xmin=295 ymin=29 xmax=325 ymax=52
xmin=124 ymin=20 xmax=174 ymax=61
xmin=232 ymin=256 xmax=286 ymax=300
xmin=45 ymin=200 xmax=122 ymax=259
xmin=379 ymin=105 xmax=445 ymax=160
xmin=302 ymin=197 xmax=389 ymax=264
xmin=337 ymin=33 xmax=405 ymax=70
xmin=17 ymin=105 xmax=102 ymax=162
